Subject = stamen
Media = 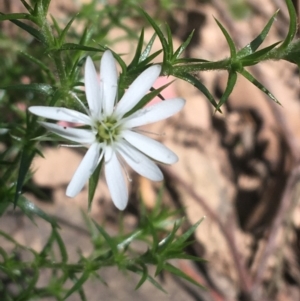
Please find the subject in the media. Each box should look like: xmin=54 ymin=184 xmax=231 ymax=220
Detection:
xmin=69 ymin=91 xmax=90 ymax=116
xmin=117 ymin=153 xmax=132 ymax=182
xmin=134 ymin=128 xmax=166 ymax=137
xmin=99 ymin=119 xmax=109 ymax=130
xmin=96 ymin=148 xmax=105 ymax=166
xmin=108 ymin=131 xmax=114 ymax=145
xmin=59 ymin=144 xmax=83 ymax=148
xmin=111 ymin=118 xmax=123 ymax=130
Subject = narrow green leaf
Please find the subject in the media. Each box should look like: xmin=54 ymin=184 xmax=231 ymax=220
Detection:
xmin=79 ymin=26 xmax=91 ymax=46
xmin=93 ymin=250 xmax=113 ymax=262
xmin=214 ymin=18 xmax=236 ymax=58
xmin=14 ymin=147 xmax=36 ymax=206
xmin=1 ymin=83 xmax=54 ymax=95
xmin=41 ymin=0 xmax=52 ymax=15
xmin=92 ymin=272 xmax=107 ymax=286
xmin=164 ymin=263 xmax=206 ymax=289
xmin=123 ymin=80 xmax=172 ymax=118
xmin=0 ymin=230 xmax=25 ymax=248
xmin=173 ymin=30 xmax=194 ymax=60
xmin=128 ymin=28 xmax=145 ymax=69
xmin=81 ymin=210 xmax=97 ymax=237
xmin=157 ymin=220 xmax=182 ymax=253
xmin=135 ymin=263 xmax=148 ymax=290
xmin=88 ymin=160 xmax=103 ymax=211
xmin=240 ymin=42 xmax=281 ymax=66
xmin=64 ymin=271 xmax=90 ymax=300
xmin=32 ymin=1 xmax=40 ymax=17
xmin=172 ymin=218 xmax=205 ymax=248
xmin=76 ymin=282 xmax=87 ymax=301
xmin=154 ymin=258 xmax=164 ymax=276
xmin=278 ymin=0 xmax=297 ymax=51
xmin=53 ymin=229 xmax=68 ymax=263
xmin=215 ymin=71 xmax=237 ymax=111
xmin=139 ymin=9 xmax=169 ymax=61
xmin=169 ymin=240 xmax=195 ymax=251
xmin=20 ymin=0 xmax=34 ymax=13
xmin=0 ymin=200 xmax=10 ymax=216
xmin=59 ymin=43 xmax=105 ymax=52
xmin=20 ymin=51 xmax=56 ymax=84
xmin=20 ymin=51 xmax=49 ymax=71
xmin=117 ymin=230 xmax=143 ymax=251
xmin=0 ymin=247 xmax=8 ymax=261
xmin=17 ymin=267 xmax=39 ymax=300
xmin=148 ymin=218 xmax=159 ymax=252
xmin=174 ymin=72 xmax=220 ymax=111
xmin=240 ymin=68 xmax=281 ymax=104
xmin=126 ymin=264 xmax=167 ymax=293
xmin=165 ymin=24 xmax=173 ymax=59
xmin=9 ymin=19 xmax=46 ymax=44
xmin=0 ymin=266 xmax=16 ymax=281
xmin=139 ymin=33 xmax=157 ymax=63
xmin=59 ymin=14 xmax=78 ymax=45
xmin=138 ymin=50 xmax=163 ymax=67
xmin=16 ymin=196 xmax=58 ymax=227
xmin=68 ymin=58 xmax=82 ymax=82
xmin=93 ymin=221 xmax=118 ymax=255
xmin=238 ymin=10 xmax=279 ymax=57
xmin=151 ymin=85 xmax=166 ymax=101
xmin=0 ymin=13 xmax=33 ymax=22
xmin=109 ymin=50 xmax=127 ymax=74
xmin=40 ymin=229 xmax=56 ymax=258
xmin=50 ymin=15 xmax=62 ymax=35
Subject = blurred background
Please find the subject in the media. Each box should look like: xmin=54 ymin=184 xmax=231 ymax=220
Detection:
xmin=1 ymin=0 xmax=300 ymax=300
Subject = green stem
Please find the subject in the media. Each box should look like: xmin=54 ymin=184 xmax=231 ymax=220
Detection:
xmin=173 ymin=58 xmax=230 ymax=74
xmin=53 ymin=54 xmax=67 ymax=85
xmin=37 ymin=11 xmax=67 ymax=85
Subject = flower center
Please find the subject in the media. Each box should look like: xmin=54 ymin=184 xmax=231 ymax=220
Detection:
xmin=95 ymin=117 xmax=120 ymax=144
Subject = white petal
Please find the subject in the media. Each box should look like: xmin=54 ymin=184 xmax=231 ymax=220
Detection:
xmin=85 ymin=56 xmax=101 ymax=117
xmin=105 ymin=146 xmax=128 ymax=210
xmin=115 ymin=65 xmax=161 ymax=117
xmin=100 ymin=50 xmax=118 ymax=116
xmin=122 ymin=130 xmax=178 ymax=164
xmin=29 ymin=106 xmax=91 ymax=125
xmin=123 ymin=98 xmax=185 ymax=128
xmin=117 ymin=141 xmax=163 ymax=181
xmin=39 ymin=121 xmax=95 ymax=144
xmin=66 ymin=143 xmax=102 ymax=197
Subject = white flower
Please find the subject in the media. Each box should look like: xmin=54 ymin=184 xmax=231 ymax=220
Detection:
xmin=29 ymin=50 xmax=185 ymax=210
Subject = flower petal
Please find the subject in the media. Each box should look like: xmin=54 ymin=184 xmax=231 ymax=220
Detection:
xmin=117 ymin=141 xmax=163 ymax=181
xmin=85 ymin=56 xmax=101 ymax=117
xmin=66 ymin=143 xmax=102 ymax=197
xmin=100 ymin=50 xmax=118 ymax=116
xmin=115 ymin=65 xmax=161 ymax=117
xmin=105 ymin=146 xmax=128 ymax=210
xmin=122 ymin=130 xmax=178 ymax=164
xmin=39 ymin=121 xmax=95 ymax=144
xmin=123 ymin=98 xmax=185 ymax=128
xmin=29 ymin=106 xmax=91 ymax=125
